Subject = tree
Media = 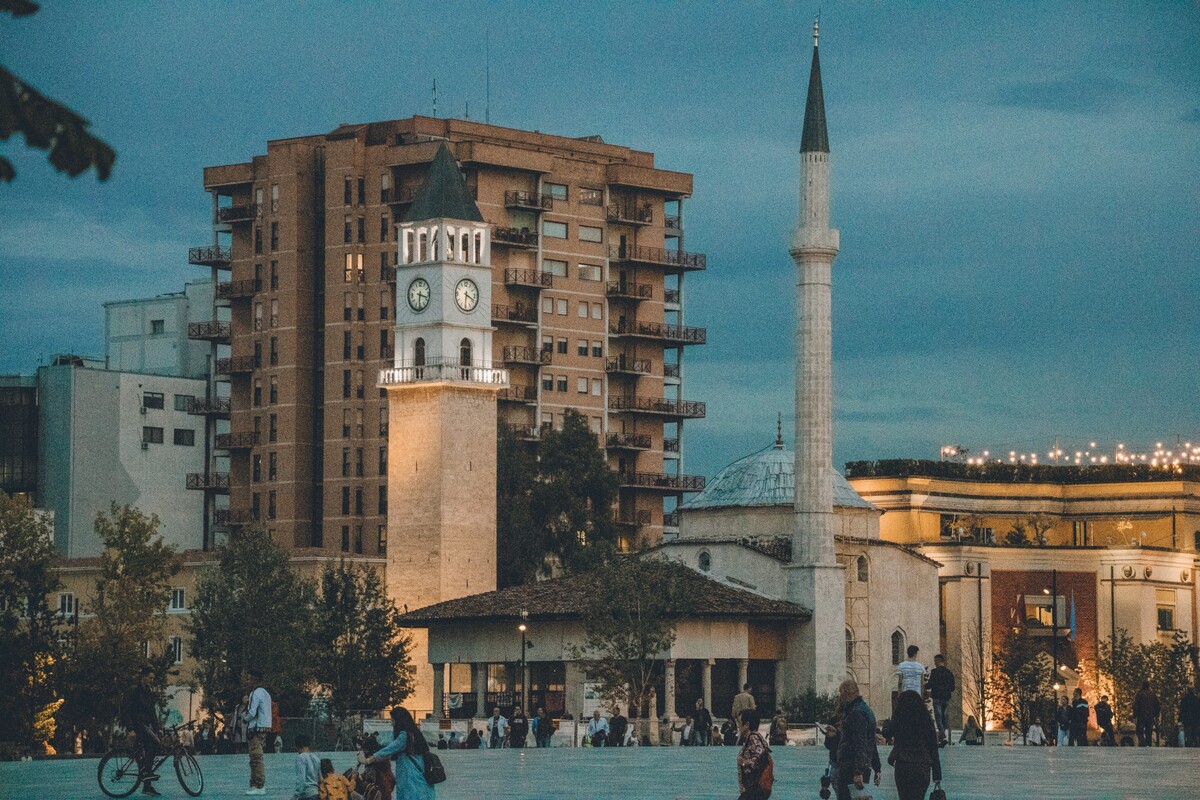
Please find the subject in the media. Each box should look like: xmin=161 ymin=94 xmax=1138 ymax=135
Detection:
xmin=188 ymin=526 xmax=316 ymax=718
xmin=313 ymin=561 xmax=414 ymax=715
xmin=1093 ymin=629 xmax=1197 ymax=739
xmin=0 ymin=492 xmax=61 ymax=752
xmin=1003 ymin=520 xmax=1030 ymax=547
xmin=497 ymin=409 xmax=619 ymax=586
xmin=1024 ymin=514 xmax=1055 ymax=546
xmin=991 ymin=625 xmax=1056 ymax=739
xmin=0 ymin=2 xmax=116 ymax=182
xmin=57 ymin=504 xmax=179 ymax=745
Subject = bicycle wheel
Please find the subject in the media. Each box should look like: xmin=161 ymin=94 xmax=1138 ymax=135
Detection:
xmin=175 ymin=750 xmax=205 ymax=796
xmin=97 ymin=748 xmax=142 ymax=798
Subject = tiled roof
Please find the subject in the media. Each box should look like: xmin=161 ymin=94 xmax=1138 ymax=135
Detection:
xmin=396 ymin=565 xmax=810 ymax=626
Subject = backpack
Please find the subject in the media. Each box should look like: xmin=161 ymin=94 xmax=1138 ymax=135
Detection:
xmin=414 ymin=752 xmax=447 ymax=786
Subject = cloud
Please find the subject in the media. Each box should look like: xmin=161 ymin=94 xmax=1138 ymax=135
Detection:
xmin=989 ymin=75 xmax=1130 ymax=115
xmin=0 ymin=205 xmax=184 ymax=269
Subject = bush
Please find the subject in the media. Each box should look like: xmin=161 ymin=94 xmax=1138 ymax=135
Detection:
xmin=780 ymin=690 xmax=839 ymax=724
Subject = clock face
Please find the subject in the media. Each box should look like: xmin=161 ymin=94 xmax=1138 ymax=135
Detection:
xmin=454 ymin=278 xmax=479 ymax=312
xmin=407 ymin=278 xmax=430 ymax=312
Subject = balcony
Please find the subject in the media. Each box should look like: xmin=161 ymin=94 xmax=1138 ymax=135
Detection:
xmin=381 ymin=265 xmax=397 ymax=283
xmin=504 ymin=268 xmax=552 ymax=289
xmin=609 ymin=319 xmax=706 ymax=346
xmin=188 ymin=321 xmax=231 ymax=342
xmin=606 ymin=432 xmax=652 ymax=451
xmin=502 ymin=345 xmax=551 ymax=366
xmin=665 ymin=214 xmax=682 ymax=235
xmin=663 ymin=363 xmax=680 ymax=380
xmin=188 ymin=245 xmax=231 ymax=267
xmin=613 ymin=509 xmax=652 ymax=528
xmin=492 ymin=303 xmax=538 ymax=326
xmin=216 ymin=204 xmax=260 ymax=224
xmin=215 ymin=355 xmax=257 ymax=375
xmin=505 ymin=190 xmax=553 ymax=211
xmin=606 ymin=281 xmax=653 ymax=301
xmin=186 ymin=472 xmax=230 ymax=492
xmin=663 ymin=510 xmax=681 ymax=529
xmin=609 ymin=395 xmax=706 ymax=419
xmin=664 ymin=289 xmax=681 ymax=306
xmin=609 ymin=244 xmax=705 ymax=272
xmin=498 ymin=384 xmax=537 ymax=404
xmin=664 ymin=437 xmax=680 ymax=453
xmin=617 ymin=472 xmax=706 ymax=492
xmin=186 ymin=397 xmax=230 ymax=417
xmin=606 ymin=202 xmax=653 ymax=226
xmin=605 ymin=356 xmax=652 ymax=376
xmin=378 ymin=359 xmax=508 ymax=388
xmin=213 ymin=508 xmax=256 ymax=527
xmin=505 ymin=422 xmax=552 ymax=442
xmin=493 ymin=227 xmax=539 ymax=249
xmin=216 ymin=278 xmax=260 ymax=299
xmin=384 ymin=187 xmax=418 ymax=206
xmin=214 ymin=431 xmax=260 ymax=450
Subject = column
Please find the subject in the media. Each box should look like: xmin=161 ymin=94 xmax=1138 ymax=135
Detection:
xmin=431 ymin=663 xmax=445 ymax=722
xmin=737 ymin=658 xmax=749 ymax=691
xmin=702 ymin=659 xmax=713 ymax=718
xmin=774 ymin=661 xmax=785 ymax=713
xmin=473 ymin=663 xmax=489 ymax=719
xmin=664 ymin=659 xmax=677 ymax=722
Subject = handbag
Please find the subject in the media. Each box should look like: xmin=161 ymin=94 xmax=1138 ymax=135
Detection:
xmin=756 ymin=752 xmax=775 ymax=794
xmin=929 ymin=782 xmax=947 ymax=800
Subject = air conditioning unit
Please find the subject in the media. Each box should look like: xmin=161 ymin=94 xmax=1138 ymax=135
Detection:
xmin=140 ymin=406 xmax=147 ymax=415
xmin=141 ymin=441 xmax=150 ymax=450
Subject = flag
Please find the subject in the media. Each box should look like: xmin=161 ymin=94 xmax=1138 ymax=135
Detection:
xmin=1012 ymin=592 xmax=1027 ymax=624
xmin=1069 ymin=591 xmax=1076 ymax=639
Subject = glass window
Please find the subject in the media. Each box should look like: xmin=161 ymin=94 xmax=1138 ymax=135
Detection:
xmin=378 ymin=526 xmax=387 ymax=556
xmin=460 ymin=338 xmax=472 ymax=366
xmin=891 ymin=630 xmax=905 ymax=665
xmin=542 ymin=296 xmax=554 ymax=313
xmin=543 ymin=259 xmax=567 ymax=277
xmin=173 ymin=429 xmax=195 ymax=446
xmin=556 ymin=376 xmax=568 ymax=393
xmin=578 ymin=263 xmax=601 ymax=281
xmin=556 ymin=338 xmax=567 ymax=354
xmin=541 ymin=335 xmax=553 ymax=352
xmin=698 ymin=551 xmax=711 ymax=572
xmin=591 ymin=303 xmax=603 ymax=319
xmin=544 ymin=183 xmax=567 ymax=201
xmin=577 ymin=340 xmax=588 ymax=356
xmin=579 ymin=225 xmax=603 ymax=243
xmin=846 ymin=629 xmax=856 ymax=663
xmin=556 ymin=299 xmax=568 ymax=315
xmin=579 ymin=187 xmax=603 ymax=206
xmin=856 ymin=556 xmax=869 ymax=582
xmin=150 ymin=319 xmax=165 ymax=335
xmin=173 ymin=394 xmax=193 ymax=411
xmin=543 ymin=220 xmax=567 ymax=239
xmin=591 ymin=378 xmax=602 ymax=395
xmin=591 ymin=340 xmax=603 ymax=357
xmin=169 ymin=588 xmax=186 ymax=611
xmin=271 ymin=183 xmax=279 ymax=212
xmin=142 ymin=392 xmax=164 ymax=410
xmin=577 ymin=377 xmax=588 ymax=394
xmin=142 ymin=426 xmax=163 ymax=444
xmin=542 ymin=374 xmax=554 ymax=391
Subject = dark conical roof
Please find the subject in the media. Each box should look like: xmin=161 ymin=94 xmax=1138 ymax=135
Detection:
xmin=403 ymin=143 xmax=484 ymax=223
xmin=800 ymin=45 xmax=829 ymax=153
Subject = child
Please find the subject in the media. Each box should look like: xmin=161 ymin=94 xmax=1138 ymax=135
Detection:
xmin=318 ymin=758 xmax=359 ymax=800
xmin=293 ymin=734 xmax=321 ymax=800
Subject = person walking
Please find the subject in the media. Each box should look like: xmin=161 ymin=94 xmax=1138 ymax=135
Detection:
xmin=532 ymin=707 xmax=553 ymax=748
xmin=1055 ymin=696 xmax=1071 ymax=747
xmin=1068 ymin=688 xmax=1089 ymax=746
xmin=927 ymin=654 xmax=955 ymax=746
xmin=244 ymin=669 xmax=272 ymax=796
xmin=768 ymin=711 xmax=788 ymax=747
xmin=609 ymin=706 xmax=628 ymax=748
xmin=736 ymin=709 xmax=772 ymax=800
xmin=485 ymin=707 xmax=507 ymax=749
xmin=834 ymin=679 xmax=880 ymax=800
xmin=1179 ymin=687 xmax=1200 ymax=747
xmin=359 ymin=707 xmax=433 ymax=800
xmin=887 ymin=690 xmax=942 ymax=800
xmin=508 ymin=707 xmax=529 ymax=748
xmin=1094 ymin=695 xmax=1115 ymax=746
xmin=1133 ymin=682 xmax=1161 ymax=747
xmin=1026 ymin=721 xmax=1046 ymax=745
xmin=694 ymin=699 xmax=713 ymax=746
xmin=959 ymin=715 xmax=983 ymax=745
xmin=124 ymin=666 xmax=163 ymax=797
xmin=896 ymin=645 xmax=927 ymax=696
xmin=732 ymin=684 xmax=757 ymax=733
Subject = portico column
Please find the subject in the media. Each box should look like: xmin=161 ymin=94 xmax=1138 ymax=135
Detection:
xmin=664 ymin=659 xmax=677 ymax=721
xmin=774 ymin=661 xmax=785 ymax=713
xmin=473 ymin=663 xmax=488 ymax=719
xmin=702 ymin=659 xmax=713 ymax=716
xmin=431 ymin=663 xmax=445 ymax=722
xmin=738 ymin=658 xmax=749 ymax=690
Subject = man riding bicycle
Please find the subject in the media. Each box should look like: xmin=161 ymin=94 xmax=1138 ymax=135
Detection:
xmin=124 ymin=666 xmax=163 ymax=796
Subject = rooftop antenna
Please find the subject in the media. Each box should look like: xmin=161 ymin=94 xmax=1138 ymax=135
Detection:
xmin=432 ymin=79 xmax=438 ymax=118
xmin=485 ymin=32 xmax=491 ymax=124
xmin=814 ymin=12 xmax=820 ymax=47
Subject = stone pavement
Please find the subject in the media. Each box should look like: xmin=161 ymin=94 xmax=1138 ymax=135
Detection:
xmin=1 ymin=745 xmax=1195 ymax=799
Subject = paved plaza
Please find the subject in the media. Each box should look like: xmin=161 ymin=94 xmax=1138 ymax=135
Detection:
xmin=1 ymin=745 xmax=1196 ymax=800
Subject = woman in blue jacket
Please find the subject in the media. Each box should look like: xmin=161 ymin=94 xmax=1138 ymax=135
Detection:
xmin=360 ymin=707 xmax=434 ymax=799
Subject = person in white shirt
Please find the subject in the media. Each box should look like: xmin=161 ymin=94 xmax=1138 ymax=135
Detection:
xmin=896 ymin=645 xmax=927 ymax=696
xmin=1026 ymin=722 xmax=1046 ymax=745
xmin=244 ymin=670 xmax=272 ymax=796
xmin=586 ymin=710 xmax=609 ymax=747
xmin=486 ymin=707 xmax=508 ymax=749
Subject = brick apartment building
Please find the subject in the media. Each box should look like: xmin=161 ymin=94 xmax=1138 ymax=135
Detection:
xmin=188 ymin=116 xmax=706 ymax=556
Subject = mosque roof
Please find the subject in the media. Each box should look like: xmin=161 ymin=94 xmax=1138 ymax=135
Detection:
xmin=682 ymin=440 xmax=875 ymax=511
xmin=403 ymin=142 xmax=485 ymax=223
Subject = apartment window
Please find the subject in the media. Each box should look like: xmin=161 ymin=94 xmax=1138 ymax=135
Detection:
xmin=378 ymin=406 xmax=388 ymax=437
xmin=170 ymin=636 xmax=183 ymax=665
xmin=1157 ymin=589 xmax=1177 ymax=631
xmin=380 ymin=215 xmax=389 ymax=242
xmin=142 ymin=426 xmax=163 ymax=444
xmin=580 ymin=187 xmax=603 ymax=206
xmin=556 ymin=299 xmax=568 ymax=316
xmin=356 ymin=253 xmax=364 ymax=282
xmin=270 ymin=299 xmax=279 ymax=327
xmin=269 ymin=337 xmax=278 ymax=366
xmin=267 ymin=490 xmax=277 ymax=519
xmin=254 ymin=226 xmax=262 ymax=253
xmin=344 ymin=215 xmax=352 ymax=244
xmin=357 ymin=216 xmax=365 ymax=244
xmin=591 ymin=340 xmax=603 ymax=357
xmin=342 ymin=409 xmax=351 ymax=438
xmin=377 ymin=526 xmax=387 ymax=556
xmin=544 ymin=182 xmax=567 ymax=201
xmin=355 ymin=408 xmax=364 ymax=437
xmin=270 ymin=183 xmax=279 ymax=212
xmin=357 ymin=176 xmax=366 ymax=205
xmin=556 ymin=337 xmax=567 ymax=354
xmin=270 ymin=261 xmax=279 ymax=290
xmin=256 ymin=186 xmax=264 ymax=208
xmin=342 ymin=447 xmax=351 ymax=477
xmin=343 ymin=370 xmax=351 ymax=399
xmin=356 ymin=370 xmax=365 ymax=399
xmin=591 ymin=378 xmax=602 ymax=396
xmin=173 ymin=429 xmax=195 ymax=446
xmin=270 ymin=222 xmax=279 ymax=251
xmin=344 ymin=254 xmax=354 ymax=283
xmin=343 ymin=331 xmax=352 ymax=360
xmin=342 ymin=486 xmax=351 ymax=515
xmin=591 ymin=302 xmax=603 ymax=319
xmin=169 ymin=588 xmax=186 ymax=611
xmin=354 ymin=488 xmax=363 ymax=516
xmin=142 ymin=392 xmax=164 ymax=410
xmin=579 ymin=225 xmax=603 ymax=243
xmin=378 ymin=485 xmax=387 ymax=514
xmin=254 ymin=341 xmax=262 ymax=367
xmin=173 ymin=394 xmax=193 ymax=411
xmin=357 ymin=291 xmax=365 ymax=321
xmin=344 ymin=177 xmax=353 ymax=205
xmin=380 ymin=291 xmax=389 ymax=320
xmin=577 ymin=340 xmax=588 ymax=356
xmin=355 ymin=448 xmax=364 ymax=477
xmin=268 ymin=414 xmax=277 ymax=442
xmin=150 ymin=319 xmax=165 ymax=335
xmin=58 ymin=592 xmax=74 ymax=616
xmin=590 ymin=416 xmax=602 ymax=433
xmin=556 ymin=376 xmax=567 ymax=393
xmin=255 ymin=302 xmax=264 ymax=330
xmin=543 ymin=220 xmax=567 ymax=239
xmin=268 ymin=452 xmax=277 ymax=481
xmin=543 ymin=258 xmax=567 ymax=277
xmin=354 ymin=525 xmax=364 ymax=554
xmin=578 ymin=263 xmax=601 ymax=281
xmin=379 ymin=330 xmax=389 ymax=358
xmin=577 ymin=377 xmax=588 ymax=394
xmin=542 ymin=374 xmax=554 ymax=391
xmin=380 ymin=173 xmax=390 ymax=202
xmin=252 ymin=493 xmax=261 ymax=519
xmin=269 ymin=376 xmax=278 ymax=404
xmin=341 ymin=525 xmax=350 ymax=552
xmin=541 ymin=296 xmax=554 ymax=314
xmin=379 ymin=446 xmax=387 ymax=475
xmin=577 ymin=302 xmax=588 ymax=318
xmin=252 ymin=455 xmax=262 ymax=482
xmin=253 ymin=380 xmax=262 ymax=407
xmin=541 ymin=334 xmax=553 ymax=353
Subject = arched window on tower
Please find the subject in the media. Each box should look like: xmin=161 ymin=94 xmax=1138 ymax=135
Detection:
xmin=413 ymin=337 xmax=426 ymax=367
xmin=891 ymin=629 xmax=906 ymax=666
xmin=846 ymin=628 xmax=856 ymax=664
xmin=459 ymin=338 xmax=472 ymax=367
xmin=857 ymin=555 xmax=869 ymax=582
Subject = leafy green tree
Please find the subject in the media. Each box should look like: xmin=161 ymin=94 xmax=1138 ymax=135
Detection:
xmin=0 ymin=492 xmax=61 ymax=751
xmin=497 ymin=409 xmax=619 ymax=586
xmin=188 ymin=526 xmax=316 ymax=718
xmin=1094 ymin=628 xmax=1197 ymax=738
xmin=313 ymin=561 xmax=414 ymax=715
xmin=990 ymin=625 xmax=1056 ymax=739
xmin=57 ymin=504 xmax=179 ymax=744
xmin=0 ymin=2 xmax=116 ymax=182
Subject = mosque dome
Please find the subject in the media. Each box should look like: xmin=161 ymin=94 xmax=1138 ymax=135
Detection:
xmin=683 ymin=440 xmax=875 ymax=511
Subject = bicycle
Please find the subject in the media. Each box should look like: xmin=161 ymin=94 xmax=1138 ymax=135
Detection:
xmin=98 ymin=721 xmax=205 ymax=798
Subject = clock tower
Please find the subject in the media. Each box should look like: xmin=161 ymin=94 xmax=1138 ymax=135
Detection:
xmin=382 ymin=143 xmax=508 ymax=716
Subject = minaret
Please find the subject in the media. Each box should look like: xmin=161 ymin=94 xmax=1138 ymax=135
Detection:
xmin=786 ymin=18 xmax=846 ymax=697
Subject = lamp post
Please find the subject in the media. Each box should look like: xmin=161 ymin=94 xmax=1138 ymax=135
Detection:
xmin=1045 ymin=570 xmax=1059 ymax=693
xmin=518 ymin=609 xmax=529 ymax=713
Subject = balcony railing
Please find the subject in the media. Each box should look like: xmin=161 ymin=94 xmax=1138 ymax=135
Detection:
xmin=663 ymin=363 xmax=680 ymax=380
xmin=493 ymin=227 xmax=539 ymax=249
xmin=380 ymin=344 xmax=395 ymax=360
xmin=188 ymin=245 xmax=231 ymax=267
xmin=609 ymin=243 xmax=706 ymax=271
xmin=504 ymin=190 xmax=553 ymax=211
xmin=216 ymin=278 xmax=260 ymax=299
xmin=607 ymin=202 xmax=653 ymax=225
xmin=609 ymin=319 xmax=706 ymax=345
xmin=663 ymin=510 xmax=681 ymax=528
xmin=379 ymin=359 xmax=509 ymax=387
xmin=618 ymin=472 xmax=706 ymax=492
xmin=665 ymin=214 xmax=682 ymax=235
xmin=214 ymin=431 xmax=260 ymax=450
xmin=664 ymin=437 xmax=680 ymax=453
xmin=609 ymin=395 xmax=706 ymax=418
xmin=381 ymin=265 xmax=397 ymax=283
xmin=188 ymin=321 xmax=231 ymax=341
xmin=492 ymin=303 xmax=538 ymax=325
xmin=505 ymin=422 xmax=552 ymax=442
xmin=606 ymin=432 xmax=652 ymax=450
xmin=498 ymin=384 xmax=537 ymax=403
xmin=213 ymin=508 xmax=256 ymax=527
xmin=606 ymin=281 xmax=653 ymax=301
xmin=605 ymin=356 xmax=652 ymax=375
xmin=502 ymin=345 xmax=551 ymax=366
xmin=384 ymin=187 xmax=418 ymax=205
xmin=216 ymin=204 xmax=260 ymax=224
xmin=186 ymin=472 xmax=230 ymax=491
xmin=664 ymin=289 xmax=681 ymax=305
xmin=215 ymin=355 xmax=257 ymax=375
xmin=187 ymin=397 xmax=230 ymax=416
xmin=613 ymin=509 xmax=652 ymax=528
xmin=504 ymin=268 xmax=552 ymax=288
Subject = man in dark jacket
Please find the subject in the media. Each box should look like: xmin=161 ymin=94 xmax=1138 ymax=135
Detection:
xmin=125 ymin=666 xmax=162 ymax=796
xmin=694 ymin=698 xmax=713 ymax=746
xmin=1094 ymin=695 xmax=1115 ymax=746
xmin=608 ymin=707 xmax=628 ymax=747
xmin=1068 ymin=688 xmax=1089 ymax=746
xmin=1133 ymin=681 xmax=1161 ymax=746
xmin=835 ymin=679 xmax=879 ymax=800
xmin=1178 ymin=687 xmax=1200 ymax=747
xmin=927 ymin=654 xmax=955 ymax=746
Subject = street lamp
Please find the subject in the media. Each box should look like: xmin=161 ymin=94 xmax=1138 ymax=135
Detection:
xmin=518 ymin=609 xmax=529 ymax=713
xmin=1044 ymin=570 xmax=1059 ymax=695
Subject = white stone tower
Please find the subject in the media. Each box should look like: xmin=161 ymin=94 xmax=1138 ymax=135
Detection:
xmin=786 ymin=19 xmax=847 ymax=697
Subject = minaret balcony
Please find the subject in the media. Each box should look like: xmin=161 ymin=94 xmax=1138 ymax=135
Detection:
xmin=188 ymin=321 xmax=231 ymax=343
xmin=188 ymin=245 xmax=231 ymax=267
xmin=492 ymin=303 xmax=538 ymax=326
xmin=504 ymin=268 xmax=552 ymax=289
xmin=504 ymin=190 xmax=554 ymax=211
xmin=606 ymin=432 xmax=652 ymax=451
xmin=498 ymin=384 xmax=537 ymax=404
xmin=502 ymin=345 xmax=552 ymax=366
xmin=606 ymin=281 xmax=653 ymax=301
xmin=606 ymin=202 xmax=653 ymax=226
xmin=617 ymin=471 xmax=706 ymax=492
xmin=186 ymin=472 xmax=230 ymax=492
xmin=215 ymin=355 xmax=257 ymax=375
xmin=605 ymin=356 xmax=652 ymax=376
xmin=609 ymin=319 xmax=706 ymax=346
xmin=609 ymin=395 xmax=705 ymax=419
xmin=186 ymin=397 xmax=230 ymax=417
xmin=214 ymin=431 xmax=260 ymax=450
xmin=378 ymin=359 xmax=509 ymax=388
xmin=609 ymin=243 xmax=705 ymax=272
xmin=494 ymin=227 xmax=539 ymax=249
xmin=216 ymin=279 xmax=260 ymax=300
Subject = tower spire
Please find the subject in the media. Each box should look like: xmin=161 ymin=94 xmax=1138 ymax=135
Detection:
xmin=800 ymin=26 xmax=829 ymax=154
